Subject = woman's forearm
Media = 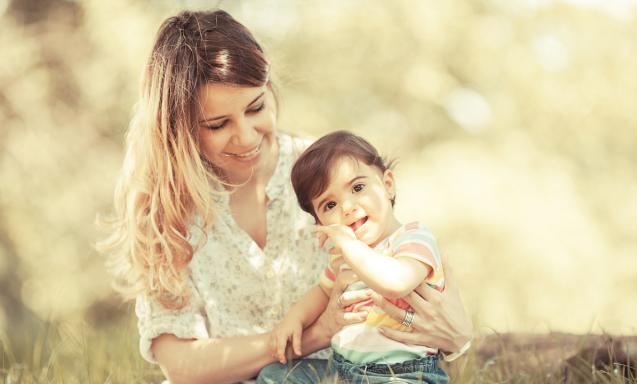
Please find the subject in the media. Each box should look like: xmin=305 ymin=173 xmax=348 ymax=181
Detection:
xmin=152 ymin=332 xmax=276 ymax=384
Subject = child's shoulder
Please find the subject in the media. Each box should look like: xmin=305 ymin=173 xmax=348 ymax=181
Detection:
xmin=392 ymin=221 xmax=437 ymax=244
xmin=403 ymin=221 xmax=423 ymax=232
xmin=400 ymin=221 xmax=432 ymax=235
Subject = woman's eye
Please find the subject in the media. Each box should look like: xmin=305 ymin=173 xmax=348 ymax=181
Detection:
xmin=352 ymin=183 xmax=365 ymax=193
xmin=325 ymin=201 xmax=336 ymax=211
xmin=248 ymin=102 xmax=265 ymax=114
xmin=204 ymin=120 xmax=227 ymax=130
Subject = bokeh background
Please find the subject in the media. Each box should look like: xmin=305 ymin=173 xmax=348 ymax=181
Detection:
xmin=1 ymin=0 xmax=636 ymax=367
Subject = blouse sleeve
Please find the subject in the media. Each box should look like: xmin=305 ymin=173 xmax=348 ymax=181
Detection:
xmin=135 ymin=277 xmax=209 ymax=364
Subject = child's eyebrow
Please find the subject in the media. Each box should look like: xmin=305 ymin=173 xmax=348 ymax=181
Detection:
xmin=315 ymin=176 xmax=367 ymax=211
xmin=347 ymin=176 xmax=367 ymax=187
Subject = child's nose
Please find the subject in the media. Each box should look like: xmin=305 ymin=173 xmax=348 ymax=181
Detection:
xmin=341 ymin=198 xmax=355 ymax=216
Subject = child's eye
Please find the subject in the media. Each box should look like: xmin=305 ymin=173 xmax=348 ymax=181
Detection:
xmin=352 ymin=183 xmax=365 ymax=193
xmin=324 ymin=201 xmax=336 ymax=211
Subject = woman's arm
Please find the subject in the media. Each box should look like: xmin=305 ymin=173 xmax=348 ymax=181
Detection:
xmin=152 ymin=332 xmax=275 ymax=384
xmin=152 ymin=270 xmax=371 ymax=384
xmin=372 ymin=254 xmax=473 ymax=355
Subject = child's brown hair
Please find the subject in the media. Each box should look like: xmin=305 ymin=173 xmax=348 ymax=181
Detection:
xmin=291 ymin=130 xmax=395 ymax=223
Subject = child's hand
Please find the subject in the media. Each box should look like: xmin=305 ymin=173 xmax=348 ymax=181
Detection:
xmin=314 ymin=224 xmax=357 ymax=253
xmin=268 ymin=316 xmax=304 ymax=364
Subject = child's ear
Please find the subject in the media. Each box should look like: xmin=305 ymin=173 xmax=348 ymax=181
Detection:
xmin=382 ymin=169 xmax=396 ymax=200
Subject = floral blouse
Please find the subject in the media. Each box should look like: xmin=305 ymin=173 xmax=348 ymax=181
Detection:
xmin=135 ymin=133 xmax=328 ymax=364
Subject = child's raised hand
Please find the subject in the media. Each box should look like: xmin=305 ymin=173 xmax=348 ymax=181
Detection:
xmin=268 ymin=316 xmax=303 ymax=364
xmin=314 ymin=224 xmax=357 ymax=253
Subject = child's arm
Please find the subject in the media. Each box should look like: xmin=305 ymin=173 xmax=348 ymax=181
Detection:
xmin=286 ymin=284 xmax=330 ymax=328
xmin=316 ymin=225 xmax=431 ymax=299
xmin=269 ymin=285 xmax=328 ymax=363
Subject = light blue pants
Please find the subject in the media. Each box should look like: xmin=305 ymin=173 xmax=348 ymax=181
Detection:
xmin=257 ymin=352 xmax=448 ymax=384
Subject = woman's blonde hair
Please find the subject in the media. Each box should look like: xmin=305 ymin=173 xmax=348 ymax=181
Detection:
xmin=99 ymin=10 xmax=270 ymax=309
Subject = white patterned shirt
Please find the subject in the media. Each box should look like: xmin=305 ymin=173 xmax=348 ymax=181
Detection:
xmin=135 ymin=133 xmax=328 ymax=366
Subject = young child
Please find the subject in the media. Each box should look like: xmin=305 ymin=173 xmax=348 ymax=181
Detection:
xmin=263 ymin=130 xmax=448 ymax=383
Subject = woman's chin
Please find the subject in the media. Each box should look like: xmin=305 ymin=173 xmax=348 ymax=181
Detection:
xmin=217 ymin=141 xmax=276 ymax=182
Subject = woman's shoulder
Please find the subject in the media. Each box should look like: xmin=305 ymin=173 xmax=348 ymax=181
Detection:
xmin=277 ymin=131 xmax=315 ymax=158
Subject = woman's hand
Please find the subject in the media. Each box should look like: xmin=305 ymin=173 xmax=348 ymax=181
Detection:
xmin=311 ymin=270 xmax=371 ymax=344
xmin=372 ymin=254 xmax=473 ymax=354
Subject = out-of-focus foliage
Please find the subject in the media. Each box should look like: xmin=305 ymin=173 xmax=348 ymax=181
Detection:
xmin=0 ymin=0 xmax=635 ymax=362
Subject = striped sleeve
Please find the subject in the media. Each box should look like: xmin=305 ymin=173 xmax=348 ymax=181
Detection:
xmin=392 ymin=222 xmax=441 ymax=278
xmin=318 ymin=254 xmax=342 ymax=292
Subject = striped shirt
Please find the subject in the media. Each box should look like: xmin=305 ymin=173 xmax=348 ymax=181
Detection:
xmin=321 ymin=222 xmax=445 ymax=364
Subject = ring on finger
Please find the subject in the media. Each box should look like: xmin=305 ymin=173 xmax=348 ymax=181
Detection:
xmin=401 ymin=309 xmax=415 ymax=328
xmin=336 ymin=296 xmax=344 ymax=308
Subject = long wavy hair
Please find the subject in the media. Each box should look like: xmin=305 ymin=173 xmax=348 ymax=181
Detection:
xmin=99 ymin=10 xmax=271 ymax=309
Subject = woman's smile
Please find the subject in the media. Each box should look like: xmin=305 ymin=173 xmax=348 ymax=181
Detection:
xmin=222 ymin=138 xmax=264 ymax=160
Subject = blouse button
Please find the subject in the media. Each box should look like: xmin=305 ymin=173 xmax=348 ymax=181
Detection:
xmin=266 ymin=271 xmax=275 ymax=279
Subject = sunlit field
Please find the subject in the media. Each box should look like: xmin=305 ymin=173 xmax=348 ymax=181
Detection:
xmin=2 ymin=316 xmax=635 ymax=383
xmin=1 ymin=0 xmax=636 ymax=382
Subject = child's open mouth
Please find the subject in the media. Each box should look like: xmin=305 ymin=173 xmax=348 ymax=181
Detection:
xmin=349 ymin=217 xmax=368 ymax=232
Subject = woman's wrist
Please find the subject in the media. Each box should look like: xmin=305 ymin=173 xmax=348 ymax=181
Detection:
xmin=448 ymin=330 xmax=473 ymax=353
xmin=440 ymin=338 xmax=472 ymax=362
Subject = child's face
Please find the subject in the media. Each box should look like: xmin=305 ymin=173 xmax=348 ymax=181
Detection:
xmin=312 ymin=157 xmax=398 ymax=247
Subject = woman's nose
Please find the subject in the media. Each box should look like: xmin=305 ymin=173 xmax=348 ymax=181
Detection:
xmin=233 ymin=117 xmax=257 ymax=146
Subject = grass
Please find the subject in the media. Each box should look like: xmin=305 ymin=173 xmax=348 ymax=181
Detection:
xmin=446 ymin=332 xmax=637 ymax=384
xmin=1 ymin=318 xmax=635 ymax=383
xmin=1 ymin=317 xmax=163 ymax=384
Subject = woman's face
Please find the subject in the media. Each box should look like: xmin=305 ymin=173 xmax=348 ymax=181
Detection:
xmin=197 ymin=83 xmax=277 ymax=183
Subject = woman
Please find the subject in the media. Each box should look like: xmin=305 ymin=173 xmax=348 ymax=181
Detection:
xmin=102 ymin=9 xmax=472 ymax=384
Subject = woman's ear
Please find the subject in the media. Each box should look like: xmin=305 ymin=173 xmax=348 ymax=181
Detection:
xmin=383 ymin=169 xmax=396 ymax=201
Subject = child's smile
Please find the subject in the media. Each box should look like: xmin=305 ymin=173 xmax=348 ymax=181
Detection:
xmin=348 ymin=216 xmax=368 ymax=233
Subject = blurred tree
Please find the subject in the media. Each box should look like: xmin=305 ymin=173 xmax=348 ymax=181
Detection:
xmin=0 ymin=220 xmax=46 ymax=360
xmin=7 ymin=0 xmax=81 ymax=26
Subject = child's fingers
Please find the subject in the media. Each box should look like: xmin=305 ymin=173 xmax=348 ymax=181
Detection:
xmin=312 ymin=225 xmax=326 ymax=235
xmin=318 ymin=233 xmax=328 ymax=248
xmin=292 ymin=326 xmax=302 ymax=356
xmin=276 ymin=335 xmax=287 ymax=364
xmin=267 ymin=334 xmax=277 ymax=359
